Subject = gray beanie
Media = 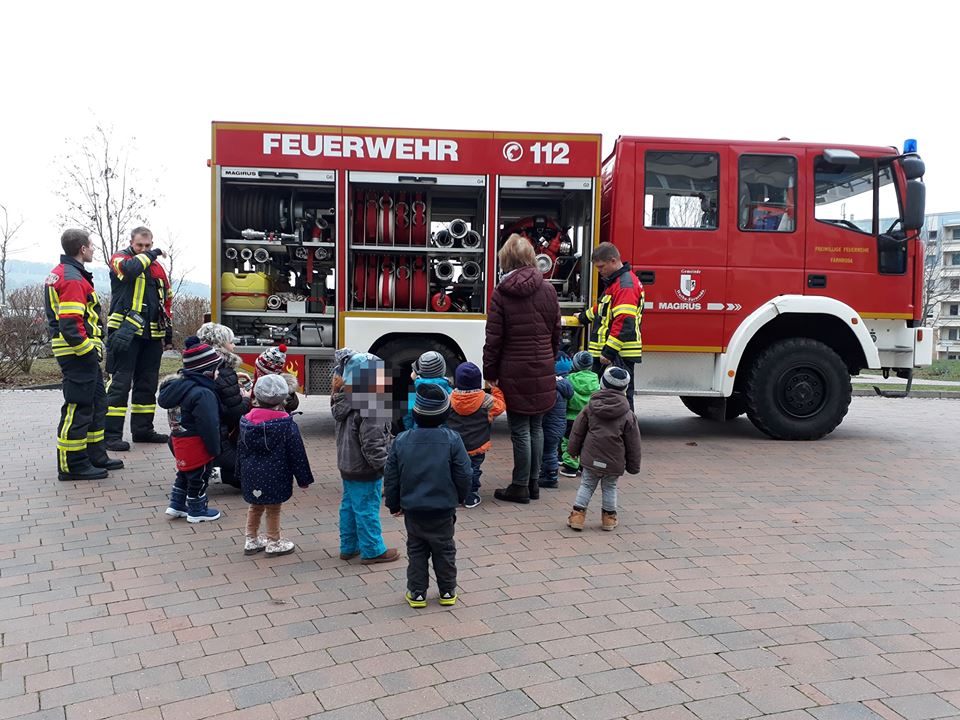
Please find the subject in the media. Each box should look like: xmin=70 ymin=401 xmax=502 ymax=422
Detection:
xmin=254 ymin=373 xmax=289 ymax=407
xmin=414 ymin=350 xmax=446 ymax=379
xmin=572 ymin=350 xmax=594 ymax=372
xmin=601 ymin=366 xmax=630 ymax=392
xmin=196 ymin=322 xmax=235 ymax=349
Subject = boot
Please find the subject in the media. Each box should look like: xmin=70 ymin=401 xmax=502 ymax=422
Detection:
xmin=361 ymin=548 xmax=400 ymax=564
xmin=601 ymin=510 xmax=618 ymax=531
xmin=567 ymin=507 xmax=586 ymax=531
xmin=538 ymin=472 xmax=559 ymax=489
xmin=133 ymin=431 xmax=169 ymax=444
xmin=87 ymin=442 xmax=124 ymax=470
xmin=58 ymin=463 xmax=109 ymax=482
xmin=186 ymin=494 xmax=221 ymax=523
xmin=105 ymin=439 xmax=130 ymax=452
xmin=165 ymin=487 xmax=188 ymax=518
xmin=528 ymin=478 xmax=540 ymax=500
xmin=494 ymin=484 xmax=530 ymax=504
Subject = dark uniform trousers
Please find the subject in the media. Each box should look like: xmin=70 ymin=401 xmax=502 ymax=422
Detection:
xmin=404 ymin=512 xmax=457 ymax=594
xmin=594 ymin=356 xmax=637 ymax=413
xmin=105 ymin=335 xmax=163 ymax=440
xmin=57 ymin=353 xmax=107 ymax=473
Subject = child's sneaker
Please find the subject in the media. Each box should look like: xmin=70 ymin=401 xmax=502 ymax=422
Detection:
xmin=438 ymin=590 xmax=458 ymax=607
xmin=464 ymin=492 xmax=481 ymax=508
xmin=567 ymin=507 xmax=586 ymax=531
xmin=559 ymin=465 xmax=579 ymax=478
xmin=601 ymin=510 xmax=618 ymax=531
xmin=405 ymin=591 xmax=427 ymax=608
xmin=244 ymin=535 xmax=269 ymax=555
xmin=265 ymin=538 xmax=296 ymax=556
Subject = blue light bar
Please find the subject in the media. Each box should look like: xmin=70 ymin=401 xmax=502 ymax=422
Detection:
xmin=903 ymin=138 xmax=918 ymax=154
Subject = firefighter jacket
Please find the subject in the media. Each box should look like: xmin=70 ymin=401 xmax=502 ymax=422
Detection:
xmin=107 ymin=246 xmax=172 ymax=342
xmin=579 ymin=263 xmax=644 ymax=361
xmin=44 ymin=255 xmax=104 ymax=359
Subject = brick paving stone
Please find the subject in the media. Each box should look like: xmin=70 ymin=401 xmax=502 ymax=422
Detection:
xmin=437 ymin=673 xmax=506 ymax=704
xmin=809 ymin=703 xmax=889 ymax=719
xmin=230 ymin=678 xmax=300 ymax=710
xmin=562 ymin=692 xmax=636 ymax=720
xmin=684 ymin=694 xmax=760 ymax=720
xmin=522 ymin=678 xmax=593 ymax=707
xmin=620 ymin=683 xmax=692 ymax=713
xmin=308 ymin=700 xmax=387 ymax=720
xmin=466 ymin=690 xmax=539 ymax=720
xmin=880 ymin=694 xmax=959 ymax=720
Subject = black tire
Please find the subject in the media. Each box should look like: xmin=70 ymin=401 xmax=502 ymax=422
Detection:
xmin=680 ymin=395 xmax=747 ymax=421
xmin=373 ymin=337 xmax=464 ymax=430
xmin=744 ymin=338 xmax=850 ymax=440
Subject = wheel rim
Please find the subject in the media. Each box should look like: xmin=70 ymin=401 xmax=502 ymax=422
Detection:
xmin=775 ymin=364 xmax=827 ymax=419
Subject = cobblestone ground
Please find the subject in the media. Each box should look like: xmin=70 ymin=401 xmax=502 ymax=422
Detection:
xmin=2 ymin=390 xmax=959 ymax=720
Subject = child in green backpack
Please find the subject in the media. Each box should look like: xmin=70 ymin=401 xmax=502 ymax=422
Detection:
xmin=559 ymin=351 xmax=601 ymax=477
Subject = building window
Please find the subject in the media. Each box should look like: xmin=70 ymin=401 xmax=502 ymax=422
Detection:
xmin=644 ymin=152 xmax=719 ymax=230
xmin=953 ymin=228 xmax=960 ymax=241
xmin=951 ymin=279 xmax=960 ymax=291
xmin=952 ymin=254 xmax=960 ymax=267
xmin=930 ymin=229 xmax=939 ymax=240
xmin=949 ymin=329 xmax=960 ymax=341
xmin=738 ymin=155 xmax=797 ymax=232
xmin=950 ymin=354 xmax=960 ymax=360
xmin=950 ymin=304 xmax=959 ymax=316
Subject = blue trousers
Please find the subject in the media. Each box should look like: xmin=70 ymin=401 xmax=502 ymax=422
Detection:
xmin=340 ymin=478 xmax=387 ymax=559
xmin=539 ymin=422 xmax=564 ymax=480
xmin=469 ymin=453 xmax=485 ymax=492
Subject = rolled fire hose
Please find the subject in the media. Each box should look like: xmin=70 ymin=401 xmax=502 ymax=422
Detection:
xmin=253 ymin=248 xmax=271 ymax=264
xmin=535 ymin=253 xmax=554 ymax=274
xmin=314 ymin=247 xmax=329 ymax=260
xmin=433 ymin=229 xmax=454 ymax=248
xmin=448 ymin=219 xmax=468 ymax=240
xmin=461 ymin=261 xmax=481 ymax=282
xmin=395 ymin=260 xmax=411 ymax=307
xmin=462 ymin=230 xmax=482 ymax=248
xmin=239 ymin=248 xmax=253 ymax=261
xmin=378 ymin=261 xmax=395 ymax=308
xmin=224 ymin=247 xmax=238 ymax=260
xmin=431 ymin=292 xmax=452 ymax=312
xmin=266 ymin=295 xmax=283 ymax=310
xmin=293 ymin=247 xmax=309 ymax=260
xmin=434 ymin=259 xmax=455 ymax=282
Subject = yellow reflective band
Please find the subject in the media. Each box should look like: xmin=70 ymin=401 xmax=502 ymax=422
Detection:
xmin=106 ymin=407 xmax=127 ymax=417
xmin=87 ymin=430 xmax=105 ymax=442
xmin=124 ymin=314 xmax=143 ymax=329
xmin=131 ymin=404 xmax=156 ymax=413
xmin=57 ymin=439 xmax=87 ymax=451
xmin=48 ymin=286 xmax=60 ymax=316
xmin=612 ymin=304 xmax=638 ymax=317
xmin=136 ymin=254 xmax=151 ymax=269
xmin=133 ymin=274 xmax=146 ymax=313
xmin=605 ymin=337 xmax=624 ymax=349
xmin=58 ymin=404 xmax=77 ymax=472
xmin=75 ymin=340 xmax=94 ymax=355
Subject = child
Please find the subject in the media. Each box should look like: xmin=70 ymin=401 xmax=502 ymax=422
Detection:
xmin=254 ymin=344 xmax=300 ymax=412
xmin=158 ymin=337 xmax=224 ymax=523
xmin=384 ymin=383 xmax=472 ymax=608
xmin=560 ymin=350 xmax=601 ymax=477
xmin=331 ymin=352 xmax=399 ymax=564
xmin=566 ymin=366 xmax=642 ymax=532
xmin=538 ymin=352 xmax=574 ymax=489
xmin=237 ymin=374 xmax=315 ymax=556
xmin=402 ymin=350 xmax=453 ymax=430
xmin=196 ymin=322 xmax=251 ymax=488
xmin=447 ymin=361 xmax=506 ymax=508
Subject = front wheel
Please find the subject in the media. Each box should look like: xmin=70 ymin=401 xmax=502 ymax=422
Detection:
xmin=743 ymin=338 xmax=851 ymax=440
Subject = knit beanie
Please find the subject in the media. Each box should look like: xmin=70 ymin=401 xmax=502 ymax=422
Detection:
xmin=413 ymin=383 xmax=450 ymax=426
xmin=256 ymin=344 xmax=287 ymax=375
xmin=253 ymin=373 xmax=290 ymax=407
xmin=454 ymin=362 xmax=482 ymax=391
xmin=555 ymin=352 xmax=573 ymax=376
xmin=196 ymin=322 xmax=235 ymax=349
xmin=182 ymin=336 xmax=222 ymax=373
xmin=343 ymin=353 xmax=382 ymax=388
xmin=601 ymin=365 xmax=630 ymax=392
xmin=572 ymin=350 xmax=594 ymax=372
xmin=414 ymin=350 xmax=446 ymax=379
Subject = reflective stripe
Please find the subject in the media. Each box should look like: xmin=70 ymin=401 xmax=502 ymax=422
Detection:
xmin=57 ymin=439 xmax=87 ymax=450
xmin=58 ymin=403 xmax=77 ymax=472
xmin=48 ymin=285 xmax=60 ymax=316
xmin=133 ymin=274 xmax=146 ymax=313
xmin=107 ymin=406 xmax=128 ymax=417
xmin=59 ymin=301 xmax=86 ymax=315
xmin=605 ymin=337 xmax=624 ymax=350
xmin=131 ymin=404 xmax=156 ymax=414
xmin=87 ymin=430 xmax=105 ymax=442
xmin=612 ymin=304 xmax=637 ymax=317
xmin=136 ymin=254 xmax=150 ymax=269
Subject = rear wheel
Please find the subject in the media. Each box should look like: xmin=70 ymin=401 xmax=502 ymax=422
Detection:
xmin=373 ymin=337 xmax=464 ymax=429
xmin=680 ymin=395 xmax=747 ymax=421
xmin=743 ymin=338 xmax=850 ymax=440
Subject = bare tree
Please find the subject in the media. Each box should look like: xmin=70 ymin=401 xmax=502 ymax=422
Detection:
xmin=0 ymin=283 xmax=49 ymax=380
xmin=56 ymin=124 xmax=157 ymax=263
xmin=922 ymin=257 xmax=953 ymax=324
xmin=164 ymin=230 xmax=194 ymax=301
xmin=0 ymin=203 xmax=25 ymax=306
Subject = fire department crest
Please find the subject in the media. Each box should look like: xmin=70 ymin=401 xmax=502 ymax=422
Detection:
xmin=45 ymin=272 xmax=59 ymax=286
xmin=676 ymin=269 xmax=705 ymax=302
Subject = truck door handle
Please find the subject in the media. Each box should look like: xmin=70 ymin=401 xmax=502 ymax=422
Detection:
xmin=258 ymin=171 xmax=298 ymax=179
xmin=807 ymin=274 xmax=827 ymax=288
xmin=639 ymin=270 xmax=655 ymax=284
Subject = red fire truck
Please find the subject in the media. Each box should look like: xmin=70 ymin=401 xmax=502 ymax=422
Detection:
xmin=210 ymin=122 xmax=930 ymax=439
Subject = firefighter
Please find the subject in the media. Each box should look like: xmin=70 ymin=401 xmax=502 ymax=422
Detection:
xmin=104 ymin=226 xmax=173 ymax=450
xmin=577 ymin=242 xmax=644 ymax=412
xmin=46 ymin=229 xmax=124 ymax=481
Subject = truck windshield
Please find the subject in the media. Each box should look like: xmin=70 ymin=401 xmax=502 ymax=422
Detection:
xmin=814 ymin=156 xmax=900 ymax=235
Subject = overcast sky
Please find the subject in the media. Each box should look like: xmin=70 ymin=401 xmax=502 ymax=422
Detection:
xmin=1 ymin=1 xmax=956 ymax=282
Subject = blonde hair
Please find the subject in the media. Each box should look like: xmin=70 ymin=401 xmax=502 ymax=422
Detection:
xmin=498 ymin=233 xmax=537 ymax=272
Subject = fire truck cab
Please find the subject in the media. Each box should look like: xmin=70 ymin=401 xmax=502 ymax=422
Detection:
xmin=210 ymin=123 xmax=931 ymax=440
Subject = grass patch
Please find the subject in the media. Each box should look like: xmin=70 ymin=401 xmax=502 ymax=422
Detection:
xmin=2 ymin=356 xmax=183 ymax=389
xmin=853 ymin=382 xmax=960 ymax=393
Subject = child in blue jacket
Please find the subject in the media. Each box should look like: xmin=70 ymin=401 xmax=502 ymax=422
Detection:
xmin=401 ymin=351 xmax=453 ymax=430
xmin=538 ymin=352 xmax=574 ymax=489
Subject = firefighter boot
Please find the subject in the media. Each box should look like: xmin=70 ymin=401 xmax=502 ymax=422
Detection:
xmin=106 ymin=439 xmax=131 ymax=452
xmin=87 ymin=441 xmax=124 ymax=470
xmin=58 ymin=460 xmax=108 ymax=482
xmin=133 ymin=431 xmax=170 ymax=444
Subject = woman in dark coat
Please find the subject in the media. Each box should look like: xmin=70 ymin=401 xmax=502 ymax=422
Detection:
xmin=482 ymin=234 xmax=561 ymax=503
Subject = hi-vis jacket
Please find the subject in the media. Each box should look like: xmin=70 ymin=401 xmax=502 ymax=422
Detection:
xmin=108 ymin=247 xmax=172 ymax=342
xmin=580 ymin=263 xmax=644 ymax=361
xmin=44 ymin=255 xmax=103 ymax=358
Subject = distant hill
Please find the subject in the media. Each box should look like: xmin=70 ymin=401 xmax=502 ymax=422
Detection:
xmin=2 ymin=259 xmax=210 ymax=299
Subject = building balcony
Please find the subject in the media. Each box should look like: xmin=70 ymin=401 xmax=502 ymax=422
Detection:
xmin=941 ymin=265 xmax=960 ymax=277
xmin=937 ymin=316 xmax=960 ymax=327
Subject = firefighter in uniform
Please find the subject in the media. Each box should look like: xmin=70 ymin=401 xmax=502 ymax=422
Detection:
xmin=104 ymin=226 xmax=173 ymax=450
xmin=46 ymin=229 xmax=124 ymax=481
xmin=578 ymin=242 xmax=644 ymax=412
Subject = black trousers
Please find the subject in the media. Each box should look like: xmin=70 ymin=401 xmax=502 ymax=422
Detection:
xmin=56 ymin=352 xmax=106 ymax=473
xmin=105 ymin=336 xmax=163 ymax=440
xmin=593 ymin=356 xmax=637 ymax=412
xmin=173 ymin=462 xmax=212 ymax=498
xmin=405 ymin=512 xmax=457 ymax=594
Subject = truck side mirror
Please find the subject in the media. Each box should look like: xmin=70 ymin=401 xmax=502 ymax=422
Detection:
xmin=904 ymin=179 xmax=925 ymax=231
xmin=823 ymin=148 xmax=861 ymax=166
xmin=901 ymin=156 xmax=925 ymax=180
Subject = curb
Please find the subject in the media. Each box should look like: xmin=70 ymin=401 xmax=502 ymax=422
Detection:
xmin=853 ymin=388 xmax=960 ymax=399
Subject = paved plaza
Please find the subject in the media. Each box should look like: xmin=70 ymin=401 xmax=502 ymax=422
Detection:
xmin=1 ymin=390 xmax=959 ymax=720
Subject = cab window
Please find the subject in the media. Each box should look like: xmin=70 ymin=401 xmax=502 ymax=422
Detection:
xmin=644 ymin=152 xmax=719 ymax=230
xmin=738 ymin=155 xmax=797 ymax=232
xmin=814 ymin=156 xmax=899 ymax=235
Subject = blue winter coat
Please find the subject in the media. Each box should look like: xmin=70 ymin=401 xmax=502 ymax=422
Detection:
xmin=157 ymin=370 xmax=221 ymax=458
xmin=237 ymin=408 xmax=314 ymax=505
xmin=544 ymin=376 xmax=574 ymax=438
xmin=383 ymin=427 xmax=471 ymax=516
xmin=401 ymin=376 xmax=454 ymax=430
